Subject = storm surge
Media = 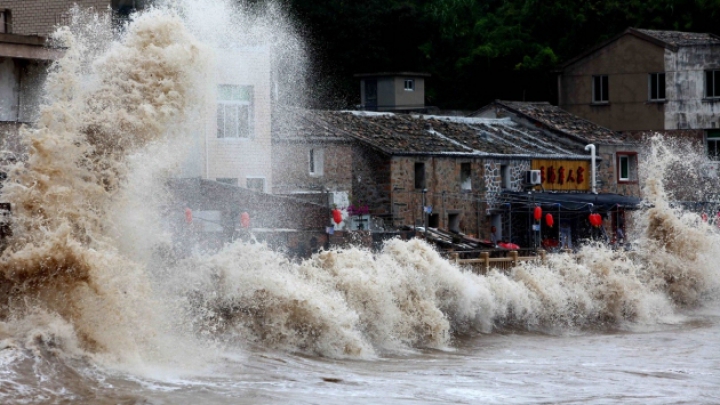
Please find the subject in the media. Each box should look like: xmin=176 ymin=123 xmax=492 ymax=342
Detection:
xmin=0 ymin=2 xmax=718 ymax=381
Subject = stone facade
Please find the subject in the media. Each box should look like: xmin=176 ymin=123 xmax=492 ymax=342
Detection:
xmin=484 ymin=159 xmax=530 ymax=205
xmin=389 ymin=156 xmax=485 ymax=236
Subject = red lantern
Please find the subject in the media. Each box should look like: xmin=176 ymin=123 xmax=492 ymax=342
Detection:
xmin=545 ymin=213 xmax=554 ymax=227
xmin=184 ymin=208 xmax=192 ymax=224
xmin=332 ymin=209 xmax=343 ymax=225
xmin=241 ymin=212 xmax=250 ymax=228
xmin=533 ymin=206 xmax=542 ymax=221
xmin=589 ymin=213 xmax=602 ymax=227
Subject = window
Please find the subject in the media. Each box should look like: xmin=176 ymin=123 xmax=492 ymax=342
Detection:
xmin=649 ymin=73 xmax=666 ymax=101
xmin=309 ymin=148 xmax=324 ymax=176
xmin=414 ymin=162 xmax=425 ymax=189
xmin=618 ymin=156 xmax=630 ymax=181
xmin=217 ymin=84 xmax=253 ymax=138
xmin=0 ymin=10 xmax=9 ymax=33
xmin=706 ymin=70 xmax=720 ymax=98
xmin=616 ymin=152 xmax=638 ymax=183
xmin=592 ymin=75 xmax=609 ymax=103
xmin=501 ymin=165 xmax=511 ymax=189
xmin=707 ymin=130 xmax=720 ymax=160
xmin=246 ymin=177 xmax=265 ymax=192
xmin=460 ymin=162 xmax=471 ymax=191
xmin=216 ymin=178 xmax=238 ymax=186
xmin=404 ymin=79 xmax=415 ymax=91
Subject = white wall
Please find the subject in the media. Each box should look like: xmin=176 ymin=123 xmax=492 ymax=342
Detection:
xmin=201 ymin=47 xmax=272 ymax=191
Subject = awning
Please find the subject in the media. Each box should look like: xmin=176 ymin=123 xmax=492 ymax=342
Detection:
xmin=500 ymin=191 xmax=642 ymax=212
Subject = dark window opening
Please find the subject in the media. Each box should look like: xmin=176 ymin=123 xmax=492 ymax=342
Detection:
xmin=0 ymin=10 xmax=10 ymax=33
xmin=649 ymin=73 xmax=666 ymax=101
xmin=365 ymin=79 xmax=377 ymax=110
xmin=414 ymin=162 xmax=426 ymax=189
xmin=707 ymin=130 xmax=720 ymax=160
xmin=592 ymin=75 xmax=609 ymax=103
xmin=448 ymin=213 xmax=461 ymax=234
xmin=460 ymin=162 xmax=471 ymax=191
xmin=707 ymin=70 xmax=720 ymax=98
xmin=428 ymin=213 xmax=439 ymax=228
xmin=404 ymin=79 xmax=414 ymax=91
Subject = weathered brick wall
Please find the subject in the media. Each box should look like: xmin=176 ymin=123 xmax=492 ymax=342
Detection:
xmin=352 ymin=146 xmax=391 ymax=215
xmin=0 ymin=0 xmax=111 ymax=36
xmin=389 ymin=156 xmax=483 ymax=236
xmin=272 ymin=139 xmax=355 ymax=194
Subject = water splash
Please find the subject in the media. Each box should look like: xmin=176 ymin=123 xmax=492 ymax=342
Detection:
xmin=0 ymin=1 xmax=717 ymax=376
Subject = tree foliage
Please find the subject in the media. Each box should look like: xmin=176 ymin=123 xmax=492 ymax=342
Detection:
xmin=282 ymin=0 xmax=720 ymax=109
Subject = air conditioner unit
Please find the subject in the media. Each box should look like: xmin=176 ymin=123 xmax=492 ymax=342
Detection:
xmin=524 ymin=170 xmax=542 ymax=185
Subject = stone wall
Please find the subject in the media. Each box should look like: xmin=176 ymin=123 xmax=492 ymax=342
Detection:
xmin=595 ymin=145 xmax=642 ymax=197
xmin=484 ymin=159 xmax=530 ymax=207
xmin=390 ymin=156 xmax=484 ymax=236
xmin=272 ymin=139 xmax=355 ymax=195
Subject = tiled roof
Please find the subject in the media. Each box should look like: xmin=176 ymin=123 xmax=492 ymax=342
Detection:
xmin=275 ymin=110 xmax=589 ymax=158
xmin=487 ymin=101 xmax=636 ymax=145
xmin=634 ymin=28 xmax=720 ymax=47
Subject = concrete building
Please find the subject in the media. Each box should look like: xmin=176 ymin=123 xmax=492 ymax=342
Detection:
xmin=557 ymin=27 xmax=720 ymax=159
xmin=355 ymin=72 xmax=430 ymax=113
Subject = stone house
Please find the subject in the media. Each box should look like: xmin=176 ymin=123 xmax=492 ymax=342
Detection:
xmin=472 ymin=100 xmax=643 ymax=197
xmin=472 ymin=100 xmax=643 ymax=243
xmin=557 ymin=27 xmax=720 ymax=160
xmin=273 ymin=110 xmax=640 ymax=249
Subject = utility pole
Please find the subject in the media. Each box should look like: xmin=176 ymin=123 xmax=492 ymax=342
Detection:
xmin=422 ymin=188 xmax=427 ymax=239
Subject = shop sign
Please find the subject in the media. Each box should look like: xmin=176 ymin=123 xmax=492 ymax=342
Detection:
xmin=531 ymin=160 xmax=590 ymax=191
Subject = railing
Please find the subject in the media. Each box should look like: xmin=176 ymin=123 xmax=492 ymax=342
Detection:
xmin=450 ymin=250 xmax=547 ymax=275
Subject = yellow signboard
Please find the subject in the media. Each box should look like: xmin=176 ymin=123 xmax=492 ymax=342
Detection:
xmin=531 ymin=160 xmax=590 ymax=191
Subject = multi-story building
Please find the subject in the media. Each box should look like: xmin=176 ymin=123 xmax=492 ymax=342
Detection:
xmin=0 ymin=0 xmax=274 ymax=193
xmin=557 ymin=27 xmax=720 ymax=158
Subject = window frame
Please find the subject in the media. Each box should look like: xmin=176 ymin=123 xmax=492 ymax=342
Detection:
xmin=217 ymin=84 xmax=253 ymax=139
xmin=706 ymin=70 xmax=720 ymax=99
xmin=309 ymin=147 xmax=324 ymax=177
xmin=460 ymin=162 xmax=472 ymax=191
xmin=414 ymin=162 xmax=426 ymax=189
xmin=616 ymin=152 xmax=638 ymax=184
xmin=404 ymin=79 xmax=415 ymax=91
xmin=648 ymin=72 xmax=666 ymax=101
xmin=500 ymin=164 xmax=511 ymax=189
xmin=706 ymin=130 xmax=720 ymax=160
xmin=246 ymin=177 xmax=265 ymax=193
xmin=592 ymin=75 xmax=609 ymax=104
